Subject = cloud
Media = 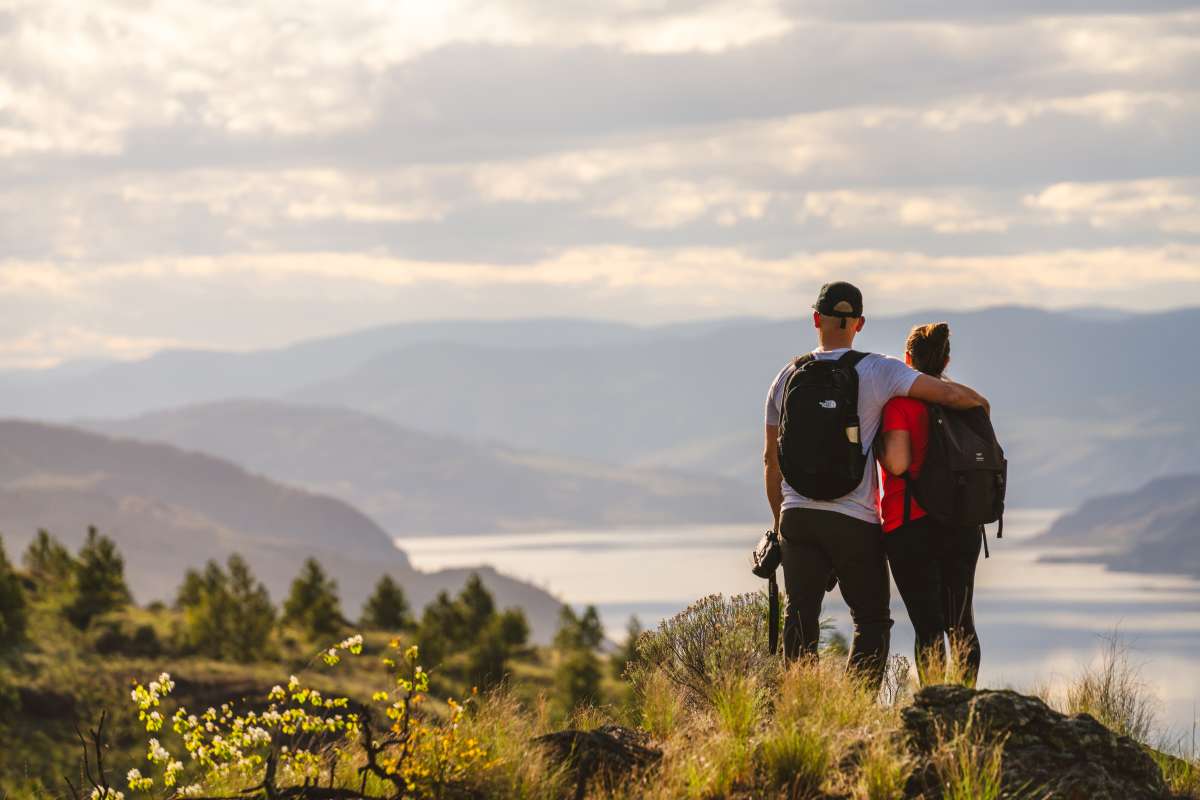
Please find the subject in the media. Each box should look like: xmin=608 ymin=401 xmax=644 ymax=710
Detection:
xmin=0 ymin=1 xmax=1198 ymax=363
xmin=1024 ymin=179 xmax=1200 ymax=233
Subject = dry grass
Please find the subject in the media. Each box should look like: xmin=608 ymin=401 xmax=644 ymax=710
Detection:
xmin=931 ymin=712 xmax=1008 ymax=800
xmin=1064 ymin=634 xmax=1158 ymax=743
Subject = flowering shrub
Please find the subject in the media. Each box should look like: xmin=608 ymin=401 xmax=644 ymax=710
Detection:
xmin=125 ymin=636 xmax=493 ymax=799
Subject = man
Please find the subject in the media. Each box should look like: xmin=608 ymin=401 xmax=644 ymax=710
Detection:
xmin=763 ymin=281 xmax=988 ymax=688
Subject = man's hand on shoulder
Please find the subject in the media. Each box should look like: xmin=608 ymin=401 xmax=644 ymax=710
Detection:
xmin=908 ymin=374 xmax=990 ymax=413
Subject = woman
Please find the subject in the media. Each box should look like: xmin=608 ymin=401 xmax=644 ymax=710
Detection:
xmin=878 ymin=322 xmax=982 ymax=687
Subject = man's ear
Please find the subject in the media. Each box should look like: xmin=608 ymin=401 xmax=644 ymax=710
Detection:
xmin=812 ymin=312 xmax=822 ymax=329
xmin=856 ymin=317 xmax=866 ymax=333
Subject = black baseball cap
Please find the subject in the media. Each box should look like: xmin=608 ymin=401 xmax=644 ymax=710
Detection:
xmin=813 ymin=281 xmax=863 ymax=318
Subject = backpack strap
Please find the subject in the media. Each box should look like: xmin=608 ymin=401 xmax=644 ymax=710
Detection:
xmin=837 ymin=350 xmax=870 ymax=369
xmin=902 ymin=472 xmax=913 ymax=526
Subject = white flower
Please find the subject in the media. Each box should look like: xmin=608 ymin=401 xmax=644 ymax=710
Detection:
xmin=147 ymin=738 xmax=170 ymax=764
xmin=177 ymin=785 xmax=203 ymax=798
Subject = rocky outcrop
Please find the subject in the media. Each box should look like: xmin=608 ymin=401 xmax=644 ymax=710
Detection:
xmin=534 ymin=725 xmax=661 ymax=800
xmin=902 ymin=685 xmax=1171 ymax=800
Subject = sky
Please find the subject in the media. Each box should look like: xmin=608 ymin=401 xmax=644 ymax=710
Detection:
xmin=1 ymin=0 xmax=1199 ymax=367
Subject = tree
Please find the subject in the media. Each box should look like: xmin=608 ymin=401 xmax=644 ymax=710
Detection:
xmin=66 ymin=527 xmax=131 ymax=629
xmin=0 ymin=536 xmax=28 ymax=652
xmin=176 ymin=557 xmax=274 ymax=662
xmin=361 ymin=574 xmax=413 ymax=631
xmin=611 ymin=616 xmax=643 ymax=679
xmin=22 ymin=529 xmax=74 ymax=590
xmin=496 ymin=608 xmax=530 ymax=650
xmin=225 ymin=555 xmax=275 ymax=661
xmin=555 ymin=648 xmax=602 ymax=712
xmin=283 ymin=558 xmax=344 ymax=640
xmin=554 ymin=604 xmax=605 ymax=651
xmin=417 ymin=590 xmax=465 ymax=665
xmin=457 ymin=573 xmax=495 ymax=632
xmin=177 ymin=561 xmax=230 ymax=657
xmin=553 ymin=603 xmax=604 ymax=712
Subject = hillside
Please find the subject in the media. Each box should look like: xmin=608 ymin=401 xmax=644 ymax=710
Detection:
xmin=0 ymin=421 xmax=564 ymax=638
xmin=1035 ymin=474 xmax=1200 ymax=578
xmin=85 ymin=400 xmax=761 ymax=535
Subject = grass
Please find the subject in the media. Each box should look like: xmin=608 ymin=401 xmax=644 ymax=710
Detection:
xmin=931 ymin=712 xmax=1008 ymax=800
xmin=7 ymin=591 xmax=1197 ymax=800
xmin=1063 ymin=634 xmax=1158 ymax=742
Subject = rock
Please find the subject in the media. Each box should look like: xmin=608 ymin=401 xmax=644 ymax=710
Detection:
xmin=534 ymin=724 xmax=661 ymax=800
xmin=902 ymin=685 xmax=1171 ymax=800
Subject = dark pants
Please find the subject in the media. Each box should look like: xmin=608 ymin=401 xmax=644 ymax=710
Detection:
xmin=779 ymin=507 xmax=893 ymax=690
xmin=884 ymin=515 xmax=982 ymax=687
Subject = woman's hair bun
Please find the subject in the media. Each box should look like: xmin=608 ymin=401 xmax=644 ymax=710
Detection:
xmin=907 ymin=321 xmax=951 ymax=377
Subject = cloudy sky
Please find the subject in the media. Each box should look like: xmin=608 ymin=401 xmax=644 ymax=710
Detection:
xmin=2 ymin=1 xmax=1199 ymax=366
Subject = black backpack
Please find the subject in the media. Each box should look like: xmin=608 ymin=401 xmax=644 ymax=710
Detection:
xmin=777 ymin=351 xmax=869 ymax=501
xmin=906 ymin=405 xmax=1008 ymax=541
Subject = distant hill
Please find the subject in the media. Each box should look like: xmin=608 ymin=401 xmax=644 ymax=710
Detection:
xmin=0 ymin=318 xmax=715 ymax=420
xmin=1035 ymin=474 xmax=1200 ymax=578
xmin=4 ymin=307 xmax=1200 ymax=509
xmin=0 ymin=421 xmax=564 ymax=639
xmin=85 ymin=400 xmax=762 ymax=535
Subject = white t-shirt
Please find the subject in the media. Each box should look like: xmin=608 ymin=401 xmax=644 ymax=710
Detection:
xmin=765 ymin=348 xmax=921 ymax=525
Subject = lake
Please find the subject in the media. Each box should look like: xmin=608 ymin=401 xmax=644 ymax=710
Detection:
xmin=397 ymin=508 xmax=1200 ymax=738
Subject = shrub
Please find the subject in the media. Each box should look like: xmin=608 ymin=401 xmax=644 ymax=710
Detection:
xmin=126 ymin=637 xmax=495 ymax=799
xmin=633 ymin=592 xmax=778 ymax=707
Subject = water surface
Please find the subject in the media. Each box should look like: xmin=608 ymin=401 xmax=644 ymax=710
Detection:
xmin=398 ymin=509 xmax=1200 ymax=736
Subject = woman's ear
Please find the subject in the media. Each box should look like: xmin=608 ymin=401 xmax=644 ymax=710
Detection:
xmin=905 ymin=351 xmax=913 ymax=367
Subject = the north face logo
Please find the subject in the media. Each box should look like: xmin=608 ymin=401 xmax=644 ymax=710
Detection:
xmin=819 ymin=400 xmax=838 ymax=409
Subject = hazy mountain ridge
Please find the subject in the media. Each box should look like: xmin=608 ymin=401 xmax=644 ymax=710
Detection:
xmin=0 ymin=420 xmax=565 ymax=639
xmin=4 ymin=306 xmax=1199 ymax=511
xmin=1035 ymin=474 xmax=1200 ymax=578
xmin=84 ymin=399 xmax=762 ymax=535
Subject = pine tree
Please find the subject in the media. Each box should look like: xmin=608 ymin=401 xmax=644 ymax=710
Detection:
xmin=22 ymin=529 xmax=75 ymax=590
xmin=611 ymin=615 xmax=643 ymax=679
xmin=496 ymin=607 xmax=530 ymax=649
xmin=553 ymin=603 xmax=605 ymax=712
xmin=553 ymin=604 xmax=605 ymax=651
xmin=66 ymin=527 xmax=131 ymax=629
xmin=225 ymin=555 xmax=275 ymax=661
xmin=178 ymin=561 xmax=230 ymax=658
xmin=456 ymin=573 xmax=495 ymax=632
xmin=361 ymin=574 xmax=412 ymax=631
xmin=417 ymin=590 xmax=464 ymax=665
xmin=0 ymin=536 xmax=28 ymax=652
xmin=282 ymin=558 xmax=344 ymax=640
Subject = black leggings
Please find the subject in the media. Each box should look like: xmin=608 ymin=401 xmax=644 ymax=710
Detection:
xmin=884 ymin=516 xmax=981 ymax=687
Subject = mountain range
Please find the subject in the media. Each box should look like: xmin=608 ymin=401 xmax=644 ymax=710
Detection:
xmin=0 ymin=420 xmax=564 ymax=639
xmin=1035 ymin=474 xmax=1200 ymax=579
xmin=85 ymin=400 xmax=761 ymax=535
xmin=3 ymin=306 xmax=1195 ymax=512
